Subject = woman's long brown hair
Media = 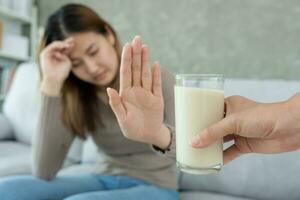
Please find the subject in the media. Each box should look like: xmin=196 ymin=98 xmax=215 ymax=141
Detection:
xmin=38 ymin=4 xmax=121 ymax=138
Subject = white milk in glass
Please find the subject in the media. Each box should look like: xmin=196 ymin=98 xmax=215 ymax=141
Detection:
xmin=175 ymin=75 xmax=224 ymax=174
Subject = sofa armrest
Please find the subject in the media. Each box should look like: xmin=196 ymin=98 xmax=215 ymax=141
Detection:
xmin=0 ymin=114 xmax=14 ymax=140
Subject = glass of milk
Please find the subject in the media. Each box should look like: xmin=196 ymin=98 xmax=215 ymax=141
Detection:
xmin=175 ymin=74 xmax=224 ymax=175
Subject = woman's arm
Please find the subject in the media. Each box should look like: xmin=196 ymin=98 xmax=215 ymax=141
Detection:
xmin=33 ymin=37 xmax=76 ymax=180
xmin=32 ymin=95 xmax=74 ymax=180
xmin=107 ymin=36 xmax=176 ymax=157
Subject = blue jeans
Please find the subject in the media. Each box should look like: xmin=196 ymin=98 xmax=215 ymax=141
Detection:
xmin=0 ymin=174 xmax=178 ymax=200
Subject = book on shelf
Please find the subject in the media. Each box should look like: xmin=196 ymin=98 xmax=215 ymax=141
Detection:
xmin=0 ymin=65 xmax=16 ymax=99
xmin=0 ymin=16 xmax=29 ymax=60
xmin=0 ymin=0 xmax=31 ymax=18
xmin=1 ymin=33 xmax=29 ymax=59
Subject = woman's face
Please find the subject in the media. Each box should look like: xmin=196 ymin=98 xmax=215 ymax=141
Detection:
xmin=68 ymin=31 xmax=119 ymax=87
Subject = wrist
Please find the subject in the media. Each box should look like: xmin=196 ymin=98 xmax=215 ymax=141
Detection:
xmin=286 ymin=92 xmax=300 ymax=110
xmin=285 ymin=93 xmax=300 ymax=121
xmin=152 ymin=125 xmax=171 ymax=150
xmin=40 ymin=79 xmax=64 ymax=96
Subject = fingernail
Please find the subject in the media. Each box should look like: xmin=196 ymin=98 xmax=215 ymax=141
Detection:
xmin=190 ymin=140 xmax=202 ymax=147
xmin=133 ymin=35 xmax=141 ymax=44
xmin=190 ymin=136 xmax=202 ymax=147
xmin=106 ymin=87 xmax=111 ymax=93
xmin=123 ymin=43 xmax=130 ymax=48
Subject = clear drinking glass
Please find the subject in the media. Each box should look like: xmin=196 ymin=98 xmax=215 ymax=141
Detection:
xmin=175 ymin=74 xmax=224 ymax=174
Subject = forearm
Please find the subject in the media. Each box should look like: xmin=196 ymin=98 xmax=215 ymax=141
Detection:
xmin=32 ymin=95 xmax=74 ymax=180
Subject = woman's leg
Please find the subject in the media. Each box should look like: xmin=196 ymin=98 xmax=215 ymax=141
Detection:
xmin=65 ymin=176 xmax=179 ymax=200
xmin=0 ymin=174 xmax=105 ymax=200
xmin=66 ymin=185 xmax=178 ymax=200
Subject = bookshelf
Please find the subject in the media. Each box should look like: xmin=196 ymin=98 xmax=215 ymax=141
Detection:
xmin=0 ymin=6 xmax=32 ymax=24
xmin=0 ymin=1 xmax=37 ymax=108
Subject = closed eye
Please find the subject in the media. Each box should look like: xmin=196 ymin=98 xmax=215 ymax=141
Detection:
xmin=89 ymin=49 xmax=98 ymax=57
xmin=72 ymin=61 xmax=83 ymax=68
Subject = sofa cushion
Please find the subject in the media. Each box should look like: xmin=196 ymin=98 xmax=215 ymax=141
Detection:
xmin=0 ymin=140 xmax=80 ymax=177
xmin=180 ymin=191 xmax=253 ymax=200
xmin=3 ymin=62 xmax=41 ymax=145
xmin=180 ymin=151 xmax=300 ymax=200
xmin=0 ymin=114 xmax=14 ymax=139
xmin=0 ymin=141 xmax=31 ymax=176
xmin=67 ymin=138 xmax=84 ymax=163
xmin=81 ymin=136 xmax=99 ymax=163
xmin=2 ymin=62 xmax=84 ymax=163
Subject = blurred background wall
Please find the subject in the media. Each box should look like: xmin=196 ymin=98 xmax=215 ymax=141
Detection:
xmin=37 ymin=0 xmax=300 ymax=80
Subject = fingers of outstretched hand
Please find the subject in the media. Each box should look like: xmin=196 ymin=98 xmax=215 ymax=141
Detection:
xmin=132 ymin=36 xmax=142 ymax=87
xmin=107 ymin=88 xmax=126 ymax=121
xmin=120 ymin=36 xmax=162 ymax=97
xmin=120 ymin=43 xmax=132 ymax=95
xmin=141 ymin=45 xmax=152 ymax=91
xmin=152 ymin=62 xmax=162 ymax=97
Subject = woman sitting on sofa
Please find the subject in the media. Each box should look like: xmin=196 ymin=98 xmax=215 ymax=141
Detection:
xmin=0 ymin=3 xmax=178 ymax=200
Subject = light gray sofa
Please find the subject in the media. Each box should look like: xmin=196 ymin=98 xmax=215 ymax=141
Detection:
xmin=1 ymin=62 xmax=300 ymax=200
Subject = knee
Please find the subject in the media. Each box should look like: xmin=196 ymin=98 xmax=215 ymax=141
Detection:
xmin=64 ymin=193 xmax=105 ymax=200
xmin=64 ymin=194 xmax=87 ymax=200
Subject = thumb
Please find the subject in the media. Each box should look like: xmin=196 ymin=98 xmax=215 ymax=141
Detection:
xmin=107 ymin=87 xmax=126 ymax=121
xmin=191 ymin=115 xmax=237 ymax=148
